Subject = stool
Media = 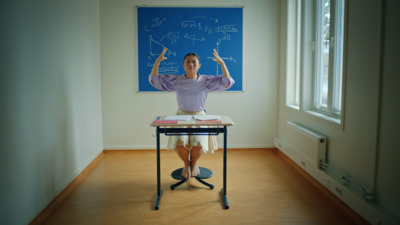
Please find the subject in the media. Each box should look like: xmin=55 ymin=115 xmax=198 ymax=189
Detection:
xmin=170 ymin=167 xmax=214 ymax=190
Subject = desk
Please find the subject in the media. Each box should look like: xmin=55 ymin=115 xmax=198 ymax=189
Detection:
xmin=151 ymin=116 xmax=234 ymax=210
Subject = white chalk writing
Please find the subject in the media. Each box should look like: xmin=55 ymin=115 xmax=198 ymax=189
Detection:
xmin=160 ymin=32 xmax=180 ymax=44
xmin=184 ymin=33 xmax=205 ymax=45
xmin=145 ymin=18 xmax=167 ymax=32
xmin=144 ymin=14 xmax=240 ymax=76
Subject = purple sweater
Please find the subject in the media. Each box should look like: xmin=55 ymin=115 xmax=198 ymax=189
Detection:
xmin=149 ymin=74 xmax=235 ymax=112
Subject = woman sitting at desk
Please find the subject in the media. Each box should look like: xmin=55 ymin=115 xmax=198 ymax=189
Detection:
xmin=149 ymin=47 xmax=234 ymax=179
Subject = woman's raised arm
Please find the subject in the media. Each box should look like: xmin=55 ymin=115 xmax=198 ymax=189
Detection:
xmin=150 ymin=47 xmax=168 ymax=77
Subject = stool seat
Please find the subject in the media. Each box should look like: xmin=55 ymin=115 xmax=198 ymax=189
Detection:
xmin=171 ymin=167 xmax=213 ymax=180
xmin=170 ymin=167 xmax=214 ymax=190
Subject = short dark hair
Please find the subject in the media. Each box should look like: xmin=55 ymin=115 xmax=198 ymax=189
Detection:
xmin=184 ymin=52 xmax=200 ymax=63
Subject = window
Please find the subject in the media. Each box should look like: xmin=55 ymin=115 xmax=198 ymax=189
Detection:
xmin=286 ymin=0 xmax=346 ymax=122
xmin=313 ymin=0 xmax=345 ymax=116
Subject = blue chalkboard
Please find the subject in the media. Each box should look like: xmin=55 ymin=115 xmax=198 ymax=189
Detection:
xmin=137 ymin=7 xmax=243 ymax=92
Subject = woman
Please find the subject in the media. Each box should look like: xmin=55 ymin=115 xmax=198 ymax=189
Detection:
xmin=149 ymin=48 xmax=234 ymax=179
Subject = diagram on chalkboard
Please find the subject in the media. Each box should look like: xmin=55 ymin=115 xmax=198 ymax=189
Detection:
xmin=206 ymin=39 xmax=237 ymax=75
xmin=148 ymin=35 xmax=176 ymax=60
xmin=160 ymin=32 xmax=180 ymax=45
xmin=138 ymin=7 xmax=243 ymax=92
xmin=184 ymin=33 xmax=206 ymax=45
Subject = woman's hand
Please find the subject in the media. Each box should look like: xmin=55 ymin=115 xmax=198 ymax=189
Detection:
xmin=156 ymin=47 xmax=168 ymax=63
xmin=212 ymin=49 xmax=231 ymax=79
xmin=151 ymin=48 xmax=168 ymax=77
xmin=212 ymin=49 xmax=224 ymax=65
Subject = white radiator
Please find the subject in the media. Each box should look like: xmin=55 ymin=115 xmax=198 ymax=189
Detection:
xmin=285 ymin=121 xmax=327 ymax=168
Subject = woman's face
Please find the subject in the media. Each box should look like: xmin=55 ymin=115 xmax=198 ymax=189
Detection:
xmin=183 ymin=55 xmax=201 ymax=75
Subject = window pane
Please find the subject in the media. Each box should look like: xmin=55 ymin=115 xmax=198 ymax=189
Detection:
xmin=295 ymin=0 xmax=301 ymax=106
xmin=332 ymin=0 xmax=344 ymax=112
xmin=322 ymin=0 xmax=330 ymax=107
xmin=286 ymin=0 xmax=301 ymax=108
xmin=314 ymin=0 xmax=330 ymax=109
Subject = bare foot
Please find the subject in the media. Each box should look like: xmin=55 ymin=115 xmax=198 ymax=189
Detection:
xmin=190 ymin=146 xmax=202 ymax=177
xmin=181 ymin=164 xmax=191 ymax=179
xmin=191 ymin=162 xmax=200 ymax=177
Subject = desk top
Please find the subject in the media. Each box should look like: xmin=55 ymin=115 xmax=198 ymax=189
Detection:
xmin=151 ymin=115 xmax=234 ymax=127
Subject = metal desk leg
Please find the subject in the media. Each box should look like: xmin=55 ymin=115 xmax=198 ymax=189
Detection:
xmin=155 ymin=127 xmax=162 ymax=210
xmin=221 ymin=126 xmax=229 ymax=209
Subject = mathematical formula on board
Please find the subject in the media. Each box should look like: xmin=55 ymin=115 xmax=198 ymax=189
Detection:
xmin=137 ymin=7 xmax=243 ymax=92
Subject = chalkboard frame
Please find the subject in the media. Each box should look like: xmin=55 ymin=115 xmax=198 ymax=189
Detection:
xmin=136 ymin=6 xmax=243 ymax=92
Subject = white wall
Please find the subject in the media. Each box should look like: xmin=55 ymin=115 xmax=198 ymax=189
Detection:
xmin=100 ymin=0 xmax=280 ymax=150
xmin=0 ymin=1 xmax=103 ymax=225
xmin=278 ymin=0 xmax=400 ymax=223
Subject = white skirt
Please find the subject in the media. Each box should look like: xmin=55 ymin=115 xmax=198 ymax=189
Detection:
xmin=167 ymin=109 xmax=218 ymax=154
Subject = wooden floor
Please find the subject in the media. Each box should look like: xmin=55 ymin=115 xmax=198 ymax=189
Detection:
xmin=31 ymin=149 xmax=369 ymax=225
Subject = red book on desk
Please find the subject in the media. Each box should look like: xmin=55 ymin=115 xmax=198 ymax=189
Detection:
xmin=152 ymin=120 xmax=179 ymax=124
xmin=193 ymin=115 xmax=222 ymax=123
xmin=196 ymin=120 xmax=222 ymax=123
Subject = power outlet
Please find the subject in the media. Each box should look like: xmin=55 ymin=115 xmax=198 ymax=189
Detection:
xmin=274 ymin=137 xmax=284 ymax=150
xmin=325 ymin=176 xmax=331 ymax=188
xmin=335 ymin=186 xmax=343 ymax=195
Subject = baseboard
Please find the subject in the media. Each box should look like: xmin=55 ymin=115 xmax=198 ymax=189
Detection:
xmin=274 ymin=136 xmax=399 ymax=225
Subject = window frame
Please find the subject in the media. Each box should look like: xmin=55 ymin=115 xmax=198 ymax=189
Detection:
xmin=312 ymin=0 xmax=345 ymax=118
